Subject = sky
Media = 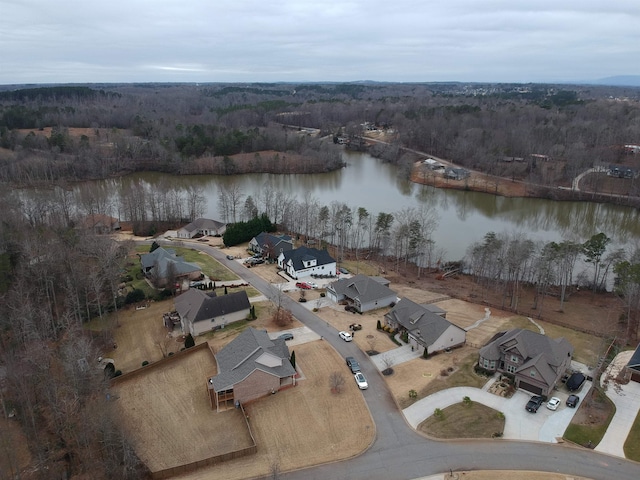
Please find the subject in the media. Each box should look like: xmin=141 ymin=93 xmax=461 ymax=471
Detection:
xmin=1 ymin=0 xmax=639 ymax=85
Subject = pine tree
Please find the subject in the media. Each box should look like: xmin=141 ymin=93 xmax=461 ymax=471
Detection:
xmin=184 ymin=333 xmax=195 ymax=348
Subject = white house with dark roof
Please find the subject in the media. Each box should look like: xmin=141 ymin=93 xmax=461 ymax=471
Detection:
xmin=249 ymin=232 xmax=293 ymax=260
xmin=207 ymin=327 xmax=296 ymax=411
xmin=327 ymin=274 xmax=397 ymax=313
xmin=277 ymin=246 xmax=336 ymax=279
xmin=478 ymin=328 xmax=573 ymax=396
xmin=139 ymin=247 xmax=201 ymax=286
xmin=384 ymin=298 xmax=465 ymax=355
xmin=175 ymin=289 xmax=250 ymax=336
xmin=177 ymin=218 xmax=226 ymax=239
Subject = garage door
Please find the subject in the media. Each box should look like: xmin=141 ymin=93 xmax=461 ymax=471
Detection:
xmin=518 ymin=381 xmax=543 ymax=395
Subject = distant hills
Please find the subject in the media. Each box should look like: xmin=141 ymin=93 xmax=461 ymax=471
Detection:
xmin=592 ymin=75 xmax=640 ymax=87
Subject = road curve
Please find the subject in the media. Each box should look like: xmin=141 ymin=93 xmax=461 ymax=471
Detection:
xmin=156 ymin=239 xmax=640 ymax=480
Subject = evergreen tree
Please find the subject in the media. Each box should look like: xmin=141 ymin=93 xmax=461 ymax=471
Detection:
xmin=184 ymin=333 xmax=195 ymax=348
xmin=290 ymin=351 xmax=296 ymax=370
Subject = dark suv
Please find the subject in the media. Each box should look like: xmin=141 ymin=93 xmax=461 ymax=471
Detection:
xmin=566 ymin=394 xmax=580 ymax=408
xmin=345 ymin=356 xmax=361 ymax=373
xmin=525 ymin=395 xmax=544 ymax=413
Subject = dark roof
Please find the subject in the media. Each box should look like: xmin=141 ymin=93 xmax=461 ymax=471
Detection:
xmin=385 ymin=298 xmax=462 ymax=347
xmin=181 ymin=218 xmax=226 ymax=233
xmin=211 ymin=327 xmax=296 ymax=392
xmin=175 ymin=289 xmax=250 ymax=324
xmin=479 ymin=329 xmax=573 ymax=386
xmin=328 ymin=274 xmax=396 ymax=304
xmin=627 ymin=343 xmax=640 ymax=371
xmin=280 ymin=246 xmax=335 ymax=270
xmin=139 ymin=247 xmax=201 ymax=277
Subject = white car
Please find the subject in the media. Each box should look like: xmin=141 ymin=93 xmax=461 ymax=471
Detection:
xmin=339 ymin=331 xmax=353 ymax=342
xmin=354 ymin=372 xmax=368 ymax=390
xmin=546 ymin=397 xmax=561 ymax=411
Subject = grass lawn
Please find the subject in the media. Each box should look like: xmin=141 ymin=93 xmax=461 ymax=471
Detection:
xmin=623 ymin=408 xmax=640 ymax=461
xmin=418 ymin=402 xmax=505 ymax=439
xmin=418 ymin=351 xmax=490 ymax=400
xmin=564 ymin=388 xmax=616 ymax=447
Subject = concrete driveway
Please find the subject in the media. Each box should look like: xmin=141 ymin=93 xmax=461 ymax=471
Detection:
xmin=403 ymin=381 xmax=589 ymax=443
xmin=267 ymin=326 xmax=321 ymax=347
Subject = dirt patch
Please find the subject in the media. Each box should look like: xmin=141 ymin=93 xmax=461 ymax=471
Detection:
xmin=571 ymin=388 xmax=612 ymax=427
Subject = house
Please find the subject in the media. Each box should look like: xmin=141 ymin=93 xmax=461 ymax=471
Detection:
xmin=207 ymin=327 xmax=296 ymax=411
xmin=277 ymin=246 xmax=336 ymax=279
xmin=139 ymin=247 xmax=201 ymax=286
xmin=177 ymin=218 xmax=226 ymax=239
xmin=384 ymin=298 xmax=465 ymax=354
xmin=327 ymin=274 xmax=397 ymax=313
xmin=625 ymin=343 xmax=640 ymax=383
xmin=478 ymin=328 xmax=574 ymax=396
xmin=249 ymin=232 xmax=293 ymax=260
xmin=444 ymin=167 xmax=470 ymax=180
xmin=607 ymin=165 xmax=636 ymax=179
xmin=79 ymin=214 xmax=120 ymax=234
xmin=175 ymin=289 xmax=250 ymax=336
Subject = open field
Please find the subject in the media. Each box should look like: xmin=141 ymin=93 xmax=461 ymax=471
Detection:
xmin=110 ymin=347 xmax=253 ymax=473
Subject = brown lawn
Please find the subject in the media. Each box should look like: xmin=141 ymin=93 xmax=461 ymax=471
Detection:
xmin=418 ymin=402 xmax=505 ymax=439
xmin=110 ymin=347 xmax=249 ymax=472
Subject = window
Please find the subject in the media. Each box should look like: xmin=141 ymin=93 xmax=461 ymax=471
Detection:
xmin=489 ymin=360 xmax=496 ymax=370
xmin=506 ymin=364 xmax=516 ymax=373
xmin=510 ymin=355 xmax=519 ymax=363
xmin=530 ymin=370 xmax=536 ymax=377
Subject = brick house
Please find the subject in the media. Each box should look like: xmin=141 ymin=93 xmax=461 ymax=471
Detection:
xmin=207 ymin=328 xmax=296 ymax=411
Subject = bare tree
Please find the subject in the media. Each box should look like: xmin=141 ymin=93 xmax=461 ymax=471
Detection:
xmin=329 ymin=371 xmax=345 ymax=394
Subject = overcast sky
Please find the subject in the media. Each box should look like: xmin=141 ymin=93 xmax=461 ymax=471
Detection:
xmin=1 ymin=0 xmax=639 ymax=85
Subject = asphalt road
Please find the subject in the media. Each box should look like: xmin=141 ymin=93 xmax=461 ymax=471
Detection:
xmin=159 ymin=239 xmax=640 ymax=480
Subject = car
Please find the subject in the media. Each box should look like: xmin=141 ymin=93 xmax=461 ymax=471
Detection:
xmin=226 ymin=254 xmax=235 ymax=260
xmin=339 ymin=267 xmax=349 ymax=274
xmin=346 ymin=356 xmax=361 ymax=373
xmin=278 ymin=332 xmax=294 ymax=341
xmin=566 ymin=394 xmax=580 ymax=408
xmin=566 ymin=372 xmax=586 ymax=392
xmin=296 ymin=281 xmax=312 ymax=289
xmin=308 ymin=282 xmax=318 ymax=289
xmin=546 ymin=397 xmax=561 ymax=411
xmin=339 ymin=331 xmax=353 ymax=342
xmin=525 ymin=395 xmax=544 ymax=413
xmin=354 ymin=372 xmax=368 ymax=389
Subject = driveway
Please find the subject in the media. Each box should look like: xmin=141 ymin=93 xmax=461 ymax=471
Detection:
xmin=267 ymin=326 xmax=321 ymax=347
xmin=403 ymin=381 xmax=589 ymax=443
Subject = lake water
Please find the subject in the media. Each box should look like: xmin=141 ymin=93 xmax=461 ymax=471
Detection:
xmin=103 ymin=151 xmax=640 ymax=261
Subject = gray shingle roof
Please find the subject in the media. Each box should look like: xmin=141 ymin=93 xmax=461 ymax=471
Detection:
xmin=385 ymin=298 xmax=462 ymax=347
xmin=139 ymin=247 xmax=201 ymax=277
xmin=479 ymin=329 xmax=573 ymax=367
xmin=627 ymin=343 xmax=640 ymax=371
xmin=182 ymin=218 xmax=226 ymax=233
xmin=211 ymin=327 xmax=296 ymax=392
xmin=328 ymin=274 xmax=396 ymax=304
xmin=175 ymin=289 xmax=250 ymax=324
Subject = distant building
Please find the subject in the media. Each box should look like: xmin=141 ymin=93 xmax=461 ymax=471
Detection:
xmin=78 ymin=214 xmax=120 ymax=234
xmin=177 ymin=218 xmax=226 ymax=239
xmin=139 ymin=247 xmax=201 ymax=286
xmin=249 ymin=232 xmax=293 ymax=260
xmin=444 ymin=167 xmax=470 ymax=180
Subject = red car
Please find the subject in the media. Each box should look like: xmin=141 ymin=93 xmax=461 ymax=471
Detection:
xmin=296 ymin=282 xmax=312 ymax=289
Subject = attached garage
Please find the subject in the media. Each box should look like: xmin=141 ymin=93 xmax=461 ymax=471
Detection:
xmin=518 ymin=381 xmax=543 ymax=396
xmin=626 ymin=343 xmax=640 ymax=383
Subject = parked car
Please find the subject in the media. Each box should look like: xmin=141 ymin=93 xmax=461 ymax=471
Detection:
xmin=566 ymin=394 xmax=580 ymax=408
xmin=308 ymin=282 xmax=318 ymax=288
xmin=226 ymin=254 xmax=235 ymax=260
xmin=354 ymin=372 xmax=368 ymax=390
xmin=339 ymin=331 xmax=353 ymax=342
xmin=566 ymin=372 xmax=586 ymax=392
xmin=349 ymin=323 xmax=362 ymax=331
xmin=296 ymin=281 xmax=312 ymax=289
xmin=546 ymin=397 xmax=561 ymax=411
xmin=525 ymin=395 xmax=544 ymax=413
xmin=339 ymin=267 xmax=349 ymax=274
xmin=346 ymin=356 xmax=361 ymax=373
xmin=278 ymin=332 xmax=294 ymax=341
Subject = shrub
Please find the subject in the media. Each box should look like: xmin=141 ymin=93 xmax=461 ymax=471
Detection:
xmin=320 ymin=292 xmax=326 ymax=297
xmin=409 ymin=389 xmax=418 ymax=399
xmin=376 ymin=319 xmax=382 ymax=330
xmin=168 ymin=352 xmax=174 ymax=356
xmin=463 ymin=396 xmax=472 ymax=406
xmin=184 ymin=333 xmax=195 ymax=348
xmin=423 ymin=347 xmax=429 ymax=359
xmin=114 ymin=370 xmax=122 ymax=377
xmin=125 ymin=288 xmax=145 ymax=305
xmin=142 ymin=361 xmax=149 ymax=367
xmin=434 ymin=408 xmax=444 ymax=419
xmin=440 ymin=369 xmax=449 ymax=377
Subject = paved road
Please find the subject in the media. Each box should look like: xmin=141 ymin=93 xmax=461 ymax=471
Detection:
xmin=157 ymin=239 xmax=640 ymax=479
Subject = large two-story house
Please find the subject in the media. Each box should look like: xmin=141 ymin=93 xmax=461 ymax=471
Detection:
xmin=248 ymin=232 xmax=293 ymax=260
xmin=277 ymin=246 xmax=336 ymax=279
xmin=479 ymin=328 xmax=574 ymax=396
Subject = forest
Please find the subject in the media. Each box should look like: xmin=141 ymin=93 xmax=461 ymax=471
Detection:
xmin=1 ymin=82 xmax=640 ymax=188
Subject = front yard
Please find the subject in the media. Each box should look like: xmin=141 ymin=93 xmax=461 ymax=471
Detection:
xmin=418 ymin=402 xmax=505 ymax=439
